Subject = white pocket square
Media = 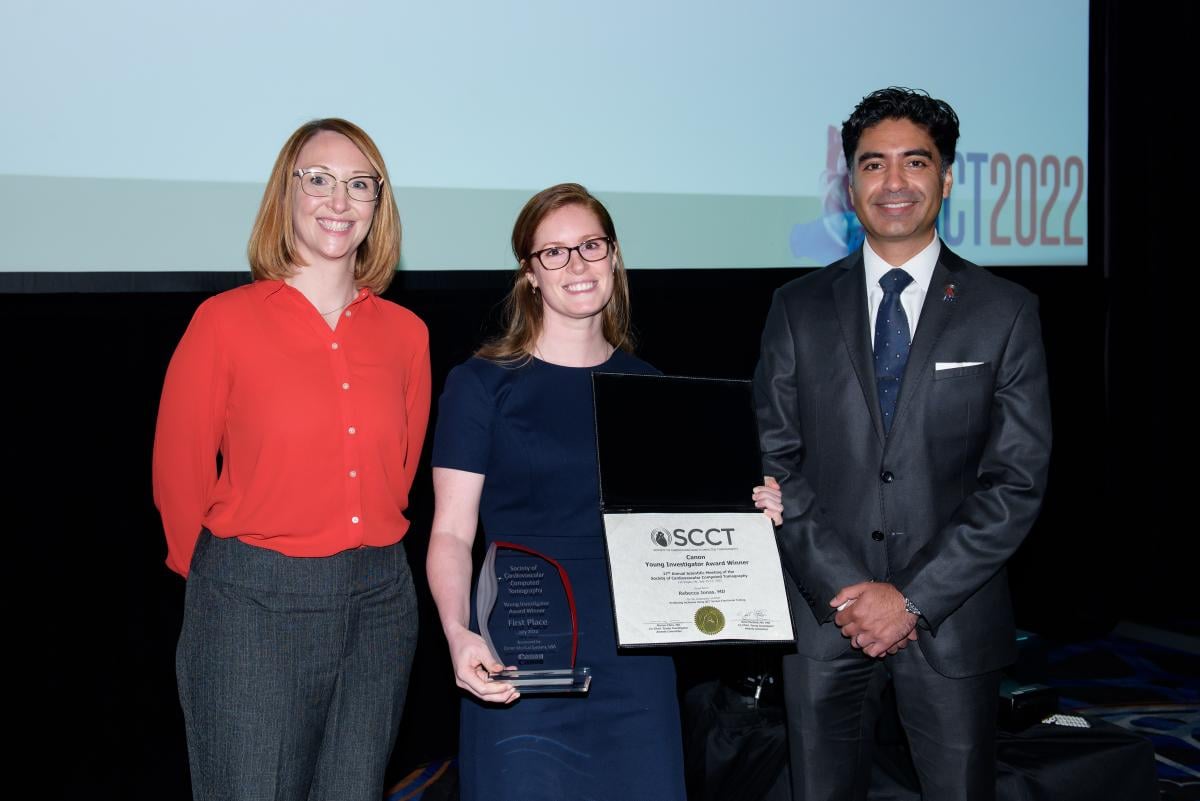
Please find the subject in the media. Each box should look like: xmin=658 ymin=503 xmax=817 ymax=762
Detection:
xmin=936 ymin=361 xmax=984 ymax=370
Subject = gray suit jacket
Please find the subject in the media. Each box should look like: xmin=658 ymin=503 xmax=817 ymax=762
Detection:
xmin=754 ymin=244 xmax=1051 ymax=678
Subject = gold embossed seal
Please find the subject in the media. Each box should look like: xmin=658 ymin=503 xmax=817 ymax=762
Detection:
xmin=694 ymin=605 xmax=725 ymax=635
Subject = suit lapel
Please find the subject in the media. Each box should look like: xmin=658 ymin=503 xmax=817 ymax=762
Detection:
xmin=889 ymin=247 xmax=966 ymax=436
xmin=832 ymin=253 xmax=885 ymax=445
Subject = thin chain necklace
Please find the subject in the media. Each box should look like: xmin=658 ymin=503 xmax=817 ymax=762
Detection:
xmin=533 ymin=340 xmax=614 ymax=366
xmin=318 ymin=289 xmax=358 ymax=316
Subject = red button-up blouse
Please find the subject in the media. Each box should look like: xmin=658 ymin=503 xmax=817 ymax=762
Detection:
xmin=153 ymin=280 xmax=431 ymax=577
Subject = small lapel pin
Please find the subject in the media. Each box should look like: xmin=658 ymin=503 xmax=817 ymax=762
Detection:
xmin=942 ymin=283 xmax=958 ymax=303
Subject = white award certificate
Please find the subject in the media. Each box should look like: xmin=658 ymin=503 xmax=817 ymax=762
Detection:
xmin=602 ymin=511 xmax=794 ymax=647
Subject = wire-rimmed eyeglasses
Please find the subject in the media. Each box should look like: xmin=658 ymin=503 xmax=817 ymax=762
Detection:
xmin=293 ymin=169 xmax=383 ymax=202
xmin=528 ymin=237 xmax=613 ymax=270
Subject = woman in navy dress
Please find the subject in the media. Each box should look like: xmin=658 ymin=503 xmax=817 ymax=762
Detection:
xmin=426 ymin=183 xmax=781 ymax=800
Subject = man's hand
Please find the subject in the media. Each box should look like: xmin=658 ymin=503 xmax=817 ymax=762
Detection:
xmin=830 ymin=581 xmax=918 ymax=658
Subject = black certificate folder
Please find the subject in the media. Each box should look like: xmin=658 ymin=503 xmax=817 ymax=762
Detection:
xmin=593 ymin=373 xmax=795 ymax=649
xmin=592 ymin=373 xmax=763 ymax=513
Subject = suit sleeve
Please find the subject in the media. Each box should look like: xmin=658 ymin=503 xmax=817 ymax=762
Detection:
xmin=890 ymin=296 xmax=1052 ymax=631
xmin=754 ymin=289 xmax=873 ymax=624
xmin=152 ymin=301 xmax=229 ymax=578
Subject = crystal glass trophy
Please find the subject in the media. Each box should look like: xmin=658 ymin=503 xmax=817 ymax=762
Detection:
xmin=475 ymin=541 xmax=592 ymax=694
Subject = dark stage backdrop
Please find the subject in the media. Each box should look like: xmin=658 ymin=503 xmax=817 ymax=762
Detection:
xmin=5 ymin=264 xmax=1114 ymax=797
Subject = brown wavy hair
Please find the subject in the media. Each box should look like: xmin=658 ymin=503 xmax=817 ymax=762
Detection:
xmin=477 ymin=183 xmax=634 ymax=362
xmin=247 ymin=118 xmax=401 ymax=294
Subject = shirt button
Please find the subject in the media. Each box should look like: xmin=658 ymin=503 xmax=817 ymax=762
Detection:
xmin=331 ymin=342 xmax=339 ymax=350
xmin=351 ymin=516 xmax=360 ymax=524
xmin=880 ymin=471 xmax=895 ymax=483
xmin=348 ymin=470 xmax=357 ymax=478
xmin=342 ymin=382 xmax=350 ymax=390
xmin=871 ymin=530 xmax=885 ymax=541
xmin=344 ymin=310 xmax=352 ymax=317
xmin=348 ymin=426 xmax=357 ymax=435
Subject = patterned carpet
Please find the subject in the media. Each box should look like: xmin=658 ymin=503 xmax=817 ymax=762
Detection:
xmin=387 ymin=758 xmax=457 ymax=801
xmin=1008 ymin=626 xmax=1199 ymax=801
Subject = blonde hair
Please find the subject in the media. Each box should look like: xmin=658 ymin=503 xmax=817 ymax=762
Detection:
xmin=247 ymin=118 xmax=401 ymax=294
xmin=477 ymin=183 xmax=634 ymax=362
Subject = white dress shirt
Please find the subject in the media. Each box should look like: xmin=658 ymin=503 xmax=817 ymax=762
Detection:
xmin=864 ymin=235 xmax=941 ymax=342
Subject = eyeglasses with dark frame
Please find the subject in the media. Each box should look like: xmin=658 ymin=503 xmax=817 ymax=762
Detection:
xmin=528 ymin=237 xmax=613 ymax=270
xmin=293 ymin=169 xmax=383 ymax=202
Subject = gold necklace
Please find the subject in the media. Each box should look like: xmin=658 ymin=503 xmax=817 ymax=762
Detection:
xmin=318 ymin=290 xmax=357 ymax=316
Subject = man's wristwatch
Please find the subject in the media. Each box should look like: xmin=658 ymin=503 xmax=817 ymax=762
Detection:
xmin=903 ymin=597 xmax=922 ymax=617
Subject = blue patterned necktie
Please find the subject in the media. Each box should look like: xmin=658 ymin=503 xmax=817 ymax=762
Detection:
xmin=874 ymin=268 xmax=914 ymax=433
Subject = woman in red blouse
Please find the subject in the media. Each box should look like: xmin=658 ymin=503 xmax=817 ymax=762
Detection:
xmin=153 ymin=119 xmax=430 ymax=801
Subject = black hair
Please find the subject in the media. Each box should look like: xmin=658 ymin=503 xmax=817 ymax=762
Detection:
xmin=841 ymin=87 xmax=959 ymax=174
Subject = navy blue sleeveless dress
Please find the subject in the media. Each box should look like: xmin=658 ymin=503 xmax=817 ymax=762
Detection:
xmin=432 ymin=351 xmax=686 ymax=801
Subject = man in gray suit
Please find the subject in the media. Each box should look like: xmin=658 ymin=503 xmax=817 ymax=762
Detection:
xmin=754 ymin=87 xmax=1051 ymax=801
